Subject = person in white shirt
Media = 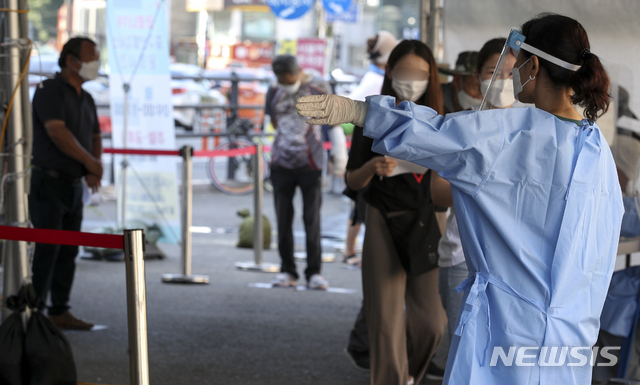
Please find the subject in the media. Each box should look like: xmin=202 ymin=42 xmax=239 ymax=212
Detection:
xmin=343 ymin=31 xmax=398 ymax=267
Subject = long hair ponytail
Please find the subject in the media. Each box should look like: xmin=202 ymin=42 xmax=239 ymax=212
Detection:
xmin=521 ymin=13 xmax=610 ymax=121
xmin=570 ymin=51 xmax=610 ymax=121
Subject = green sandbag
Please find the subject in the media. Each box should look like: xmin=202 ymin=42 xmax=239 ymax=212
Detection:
xmin=84 ymin=221 xmax=163 ymax=257
xmin=236 ymin=209 xmax=271 ymax=249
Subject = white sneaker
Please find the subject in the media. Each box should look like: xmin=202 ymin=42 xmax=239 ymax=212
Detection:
xmin=271 ymin=273 xmax=297 ymax=288
xmin=407 ymin=376 xmax=414 ymax=385
xmin=307 ymin=274 xmax=329 ymax=290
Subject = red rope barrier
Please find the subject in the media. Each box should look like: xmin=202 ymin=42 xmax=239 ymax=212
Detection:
xmin=0 ymin=225 xmax=124 ymax=250
xmin=194 ymin=146 xmax=256 ymax=158
xmin=103 ymin=148 xmax=181 ymax=156
xmin=103 ymin=141 xmax=350 ymax=159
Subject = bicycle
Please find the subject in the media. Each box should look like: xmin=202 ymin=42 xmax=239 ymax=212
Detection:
xmin=206 ymin=118 xmax=272 ymax=195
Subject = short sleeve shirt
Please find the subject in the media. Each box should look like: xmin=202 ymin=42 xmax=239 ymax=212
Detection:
xmin=266 ymin=77 xmax=332 ymax=172
xmin=31 ymin=73 xmax=100 ymax=178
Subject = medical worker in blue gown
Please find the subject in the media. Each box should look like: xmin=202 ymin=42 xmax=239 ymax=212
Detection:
xmin=296 ymin=13 xmax=624 ymax=385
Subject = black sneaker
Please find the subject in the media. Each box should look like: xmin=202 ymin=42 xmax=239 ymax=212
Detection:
xmin=425 ymin=361 xmax=445 ymax=380
xmin=343 ymin=348 xmax=370 ymax=372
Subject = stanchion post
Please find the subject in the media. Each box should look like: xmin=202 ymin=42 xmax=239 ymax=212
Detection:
xmin=123 ymin=229 xmax=150 ymax=385
xmin=235 ymin=143 xmax=279 ymax=273
xmin=253 ymin=142 xmax=264 ymax=265
xmin=162 ymin=146 xmax=209 ymax=284
xmin=121 ymin=83 xmax=131 ymax=229
xmin=182 ymin=145 xmax=193 ymax=276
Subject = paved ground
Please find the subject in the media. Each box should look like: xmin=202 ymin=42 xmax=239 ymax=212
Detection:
xmin=61 ymin=184 xmax=444 ymax=384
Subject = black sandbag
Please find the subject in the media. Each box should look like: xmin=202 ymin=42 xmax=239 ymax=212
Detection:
xmin=0 ymin=312 xmax=26 ymax=385
xmin=24 ymin=311 xmax=77 ymax=385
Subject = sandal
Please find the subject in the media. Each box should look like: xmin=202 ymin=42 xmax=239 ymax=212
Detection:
xmin=342 ymin=254 xmax=362 ymax=267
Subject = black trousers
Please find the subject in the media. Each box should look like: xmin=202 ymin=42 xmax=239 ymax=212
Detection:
xmin=29 ymin=169 xmax=83 ymax=316
xmin=270 ymin=169 xmax=322 ymax=281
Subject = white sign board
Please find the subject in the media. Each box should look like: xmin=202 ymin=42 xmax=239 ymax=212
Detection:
xmin=107 ymin=0 xmax=180 ymax=242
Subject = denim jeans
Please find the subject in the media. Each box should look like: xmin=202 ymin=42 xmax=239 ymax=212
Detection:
xmin=431 ymin=261 xmax=469 ymax=369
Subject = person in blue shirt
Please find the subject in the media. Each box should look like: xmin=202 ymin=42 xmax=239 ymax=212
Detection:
xmin=296 ymin=13 xmax=624 ymax=385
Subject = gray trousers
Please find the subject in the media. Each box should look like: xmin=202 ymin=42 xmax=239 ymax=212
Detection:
xmin=362 ymin=205 xmax=447 ymax=385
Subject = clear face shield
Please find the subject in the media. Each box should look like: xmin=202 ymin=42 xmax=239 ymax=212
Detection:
xmin=480 ymin=28 xmax=583 ymax=111
xmin=479 ymin=29 xmax=523 ymax=110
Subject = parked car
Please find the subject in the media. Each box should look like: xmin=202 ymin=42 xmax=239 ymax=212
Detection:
xmin=28 ymin=54 xmax=113 ymax=133
xmin=170 ymin=63 xmax=227 ymax=130
xmin=28 ymin=58 xmax=226 ymax=132
xmin=326 ymin=68 xmax=360 ymax=96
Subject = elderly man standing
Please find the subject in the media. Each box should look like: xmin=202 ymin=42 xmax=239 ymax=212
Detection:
xmin=30 ymin=37 xmax=103 ymax=330
xmin=265 ymin=55 xmax=333 ymax=290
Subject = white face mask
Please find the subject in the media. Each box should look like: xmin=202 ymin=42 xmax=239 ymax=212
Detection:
xmin=457 ymin=90 xmax=483 ymax=110
xmin=480 ymin=79 xmax=514 ymax=108
xmin=77 ymin=59 xmax=100 ymax=81
xmin=280 ymin=79 xmax=301 ymax=95
xmin=392 ymin=79 xmax=429 ymax=102
xmin=512 ymin=58 xmax=534 ymax=102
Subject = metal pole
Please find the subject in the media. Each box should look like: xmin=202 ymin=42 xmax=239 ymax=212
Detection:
xmin=18 ymin=0 xmax=33 ymax=190
xmin=425 ymin=0 xmax=444 ymax=62
xmin=253 ymin=142 xmax=264 ymax=265
xmin=227 ymin=73 xmax=239 ymax=180
xmin=315 ymin=0 xmax=326 ymax=39
xmin=121 ymin=84 xmax=130 ymax=229
xmin=162 ymin=146 xmax=209 ymax=284
xmin=235 ymin=143 xmax=279 ymax=273
xmin=419 ymin=0 xmax=429 ymax=44
xmin=196 ymin=10 xmax=208 ymax=68
xmin=123 ymin=229 xmax=150 ymax=385
xmin=182 ymin=145 xmax=193 ymax=276
xmin=2 ymin=0 xmax=30 ymax=321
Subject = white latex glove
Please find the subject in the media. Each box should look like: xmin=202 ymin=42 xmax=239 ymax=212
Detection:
xmin=296 ymin=94 xmax=369 ymax=126
xmin=329 ymin=126 xmax=348 ymax=176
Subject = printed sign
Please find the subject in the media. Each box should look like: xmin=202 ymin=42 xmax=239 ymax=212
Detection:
xmin=266 ymin=0 xmax=313 ymax=20
xmin=325 ymin=0 xmax=359 ymax=23
xmin=296 ymin=38 xmax=328 ymax=75
xmin=106 ymin=0 xmax=180 ymax=241
xmin=322 ymin=0 xmax=351 ymax=15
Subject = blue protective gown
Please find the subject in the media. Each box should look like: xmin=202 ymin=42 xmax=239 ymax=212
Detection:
xmin=600 ymin=266 xmax=640 ymax=338
xmin=362 ymin=95 xmax=624 ymax=385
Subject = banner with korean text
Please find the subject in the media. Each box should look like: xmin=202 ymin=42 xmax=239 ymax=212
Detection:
xmin=107 ymin=0 xmax=180 ymax=242
xmin=276 ymin=38 xmax=331 ymax=76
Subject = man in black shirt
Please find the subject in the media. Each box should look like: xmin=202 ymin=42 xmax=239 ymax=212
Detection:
xmin=30 ymin=37 xmax=103 ymax=330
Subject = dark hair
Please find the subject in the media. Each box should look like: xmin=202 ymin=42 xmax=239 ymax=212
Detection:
xmin=520 ymin=13 xmax=610 ymax=121
xmin=367 ymin=36 xmax=378 ymax=56
xmin=272 ymin=55 xmax=300 ymax=76
xmin=476 ymin=38 xmax=506 ymax=73
xmin=59 ymin=37 xmax=96 ymax=68
xmin=381 ymin=40 xmax=444 ymax=114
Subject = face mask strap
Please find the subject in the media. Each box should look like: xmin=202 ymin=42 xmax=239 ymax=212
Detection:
xmin=517 ymin=58 xmax=535 ymax=88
